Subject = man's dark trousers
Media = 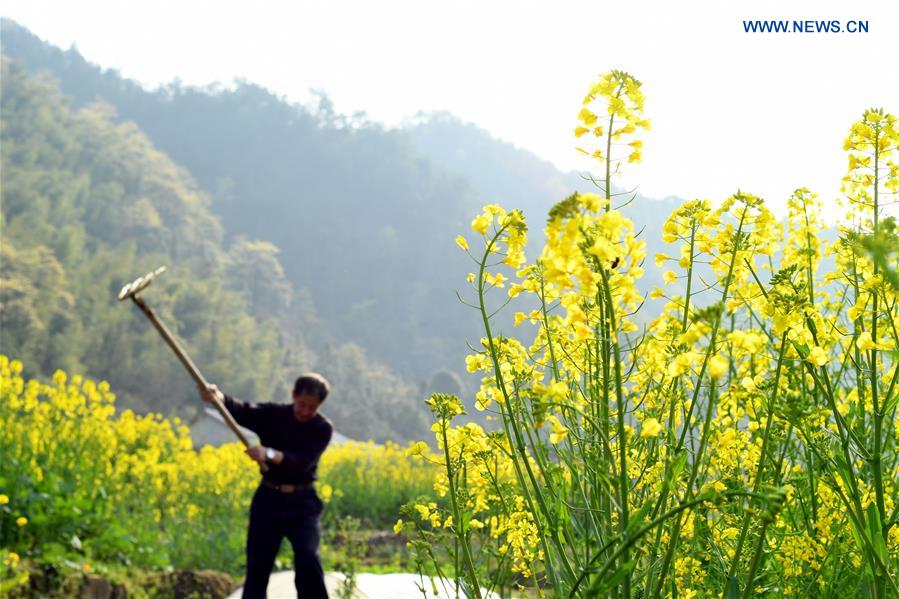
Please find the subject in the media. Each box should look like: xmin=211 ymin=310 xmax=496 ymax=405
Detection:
xmin=242 ymin=485 xmax=328 ymax=598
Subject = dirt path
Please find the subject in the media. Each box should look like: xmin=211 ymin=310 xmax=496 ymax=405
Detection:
xmin=226 ymin=571 xmax=496 ymax=598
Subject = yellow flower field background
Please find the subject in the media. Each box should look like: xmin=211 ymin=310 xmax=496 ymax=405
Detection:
xmin=0 ymin=356 xmax=437 ymax=592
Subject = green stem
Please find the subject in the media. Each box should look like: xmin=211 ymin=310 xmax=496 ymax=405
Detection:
xmin=599 ymin=267 xmax=631 ymax=599
xmin=652 ymin=210 xmax=747 ymax=599
xmin=440 ymin=418 xmax=482 ymax=599
xmin=739 ymin=520 xmax=770 ymax=599
xmin=476 ymin=227 xmax=577 ymax=588
xmin=721 ymin=334 xmax=789 ymax=597
xmin=539 ymin=274 xmax=562 ymax=382
xmin=570 ymin=491 xmax=762 ymax=598
xmin=644 ymin=221 xmax=698 ymax=595
xmin=868 ymin=128 xmax=887 ymax=597
xmin=681 ymin=222 xmax=698 ymax=331
xmin=741 ymin=426 xmax=794 ymax=599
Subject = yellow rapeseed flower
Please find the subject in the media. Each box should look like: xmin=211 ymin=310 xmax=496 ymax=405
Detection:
xmin=405 ymin=441 xmax=430 ymax=457
xmin=484 ymin=272 xmax=507 ymax=288
xmin=547 ymin=415 xmax=568 ymax=445
xmin=740 ymin=376 xmax=757 ymax=392
xmin=856 ymin=332 xmax=883 ymax=352
xmin=708 ymin=355 xmax=729 ymax=380
xmin=808 ymin=346 xmax=829 ymax=367
xmin=471 ymin=214 xmax=490 ymax=235
xmin=640 ymin=418 xmax=664 ymax=438
xmin=577 ymin=107 xmax=598 ymax=127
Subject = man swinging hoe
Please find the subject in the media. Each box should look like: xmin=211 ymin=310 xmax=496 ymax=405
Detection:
xmin=200 ymin=376 xmax=332 ymax=598
xmin=118 ymin=267 xmax=333 ymax=599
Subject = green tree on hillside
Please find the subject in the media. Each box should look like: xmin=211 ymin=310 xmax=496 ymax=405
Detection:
xmin=1 ymin=57 xmax=432 ymax=441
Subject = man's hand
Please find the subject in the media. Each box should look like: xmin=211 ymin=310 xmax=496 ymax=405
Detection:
xmin=246 ymin=445 xmax=266 ymax=464
xmin=246 ymin=445 xmax=282 ymax=465
xmin=247 ymin=445 xmax=268 ymax=465
xmin=199 ymin=383 xmax=225 ymax=404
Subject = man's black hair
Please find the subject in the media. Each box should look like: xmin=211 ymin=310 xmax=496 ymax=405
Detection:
xmin=293 ymin=373 xmax=330 ymax=403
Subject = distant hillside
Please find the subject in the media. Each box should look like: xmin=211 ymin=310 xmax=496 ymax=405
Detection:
xmin=0 ymin=57 xmax=432 ymax=442
xmin=1 ymin=19 xmax=482 ymax=382
xmin=406 ymin=112 xmax=584 ymax=221
xmin=0 ymin=56 xmax=284 ymax=413
xmin=1 ymin=19 xmax=686 ymax=419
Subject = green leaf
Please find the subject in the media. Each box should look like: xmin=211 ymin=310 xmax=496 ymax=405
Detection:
xmin=881 ymin=391 xmax=899 ymax=416
xmin=39 ymin=541 xmax=69 ymax=565
xmin=726 ymin=576 xmax=740 ymax=599
xmin=586 ymin=559 xmax=637 ymax=596
xmin=626 ymin=498 xmax=655 ymax=537
xmin=865 ymin=503 xmax=888 ymax=563
xmin=0 ymin=570 xmax=30 ymax=594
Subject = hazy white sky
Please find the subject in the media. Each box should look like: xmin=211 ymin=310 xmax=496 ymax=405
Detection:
xmin=3 ymin=0 xmax=897 ymax=213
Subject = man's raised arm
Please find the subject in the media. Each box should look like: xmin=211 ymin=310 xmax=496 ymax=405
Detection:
xmin=199 ymin=383 xmax=267 ymax=434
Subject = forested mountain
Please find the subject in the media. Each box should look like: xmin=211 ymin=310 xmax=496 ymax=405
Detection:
xmin=0 ymin=57 xmax=431 ymax=442
xmin=1 ymin=19 xmax=484 ymax=383
xmin=1 ymin=57 xmax=280 ymax=409
xmin=1 ymin=20 xmax=684 ymax=442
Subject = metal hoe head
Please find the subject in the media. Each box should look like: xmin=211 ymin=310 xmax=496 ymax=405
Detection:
xmin=117 ymin=266 xmax=167 ymax=301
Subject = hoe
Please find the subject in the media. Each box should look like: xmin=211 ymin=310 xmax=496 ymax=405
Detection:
xmin=117 ymin=267 xmax=251 ymax=448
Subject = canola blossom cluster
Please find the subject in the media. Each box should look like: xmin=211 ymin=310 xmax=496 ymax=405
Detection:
xmin=403 ymin=71 xmax=899 ymax=599
xmin=0 ymin=357 xmax=437 ymax=582
xmin=575 ymin=70 xmax=651 ymax=171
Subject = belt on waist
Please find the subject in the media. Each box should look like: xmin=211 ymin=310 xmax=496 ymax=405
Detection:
xmin=262 ymin=479 xmax=312 ymax=493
